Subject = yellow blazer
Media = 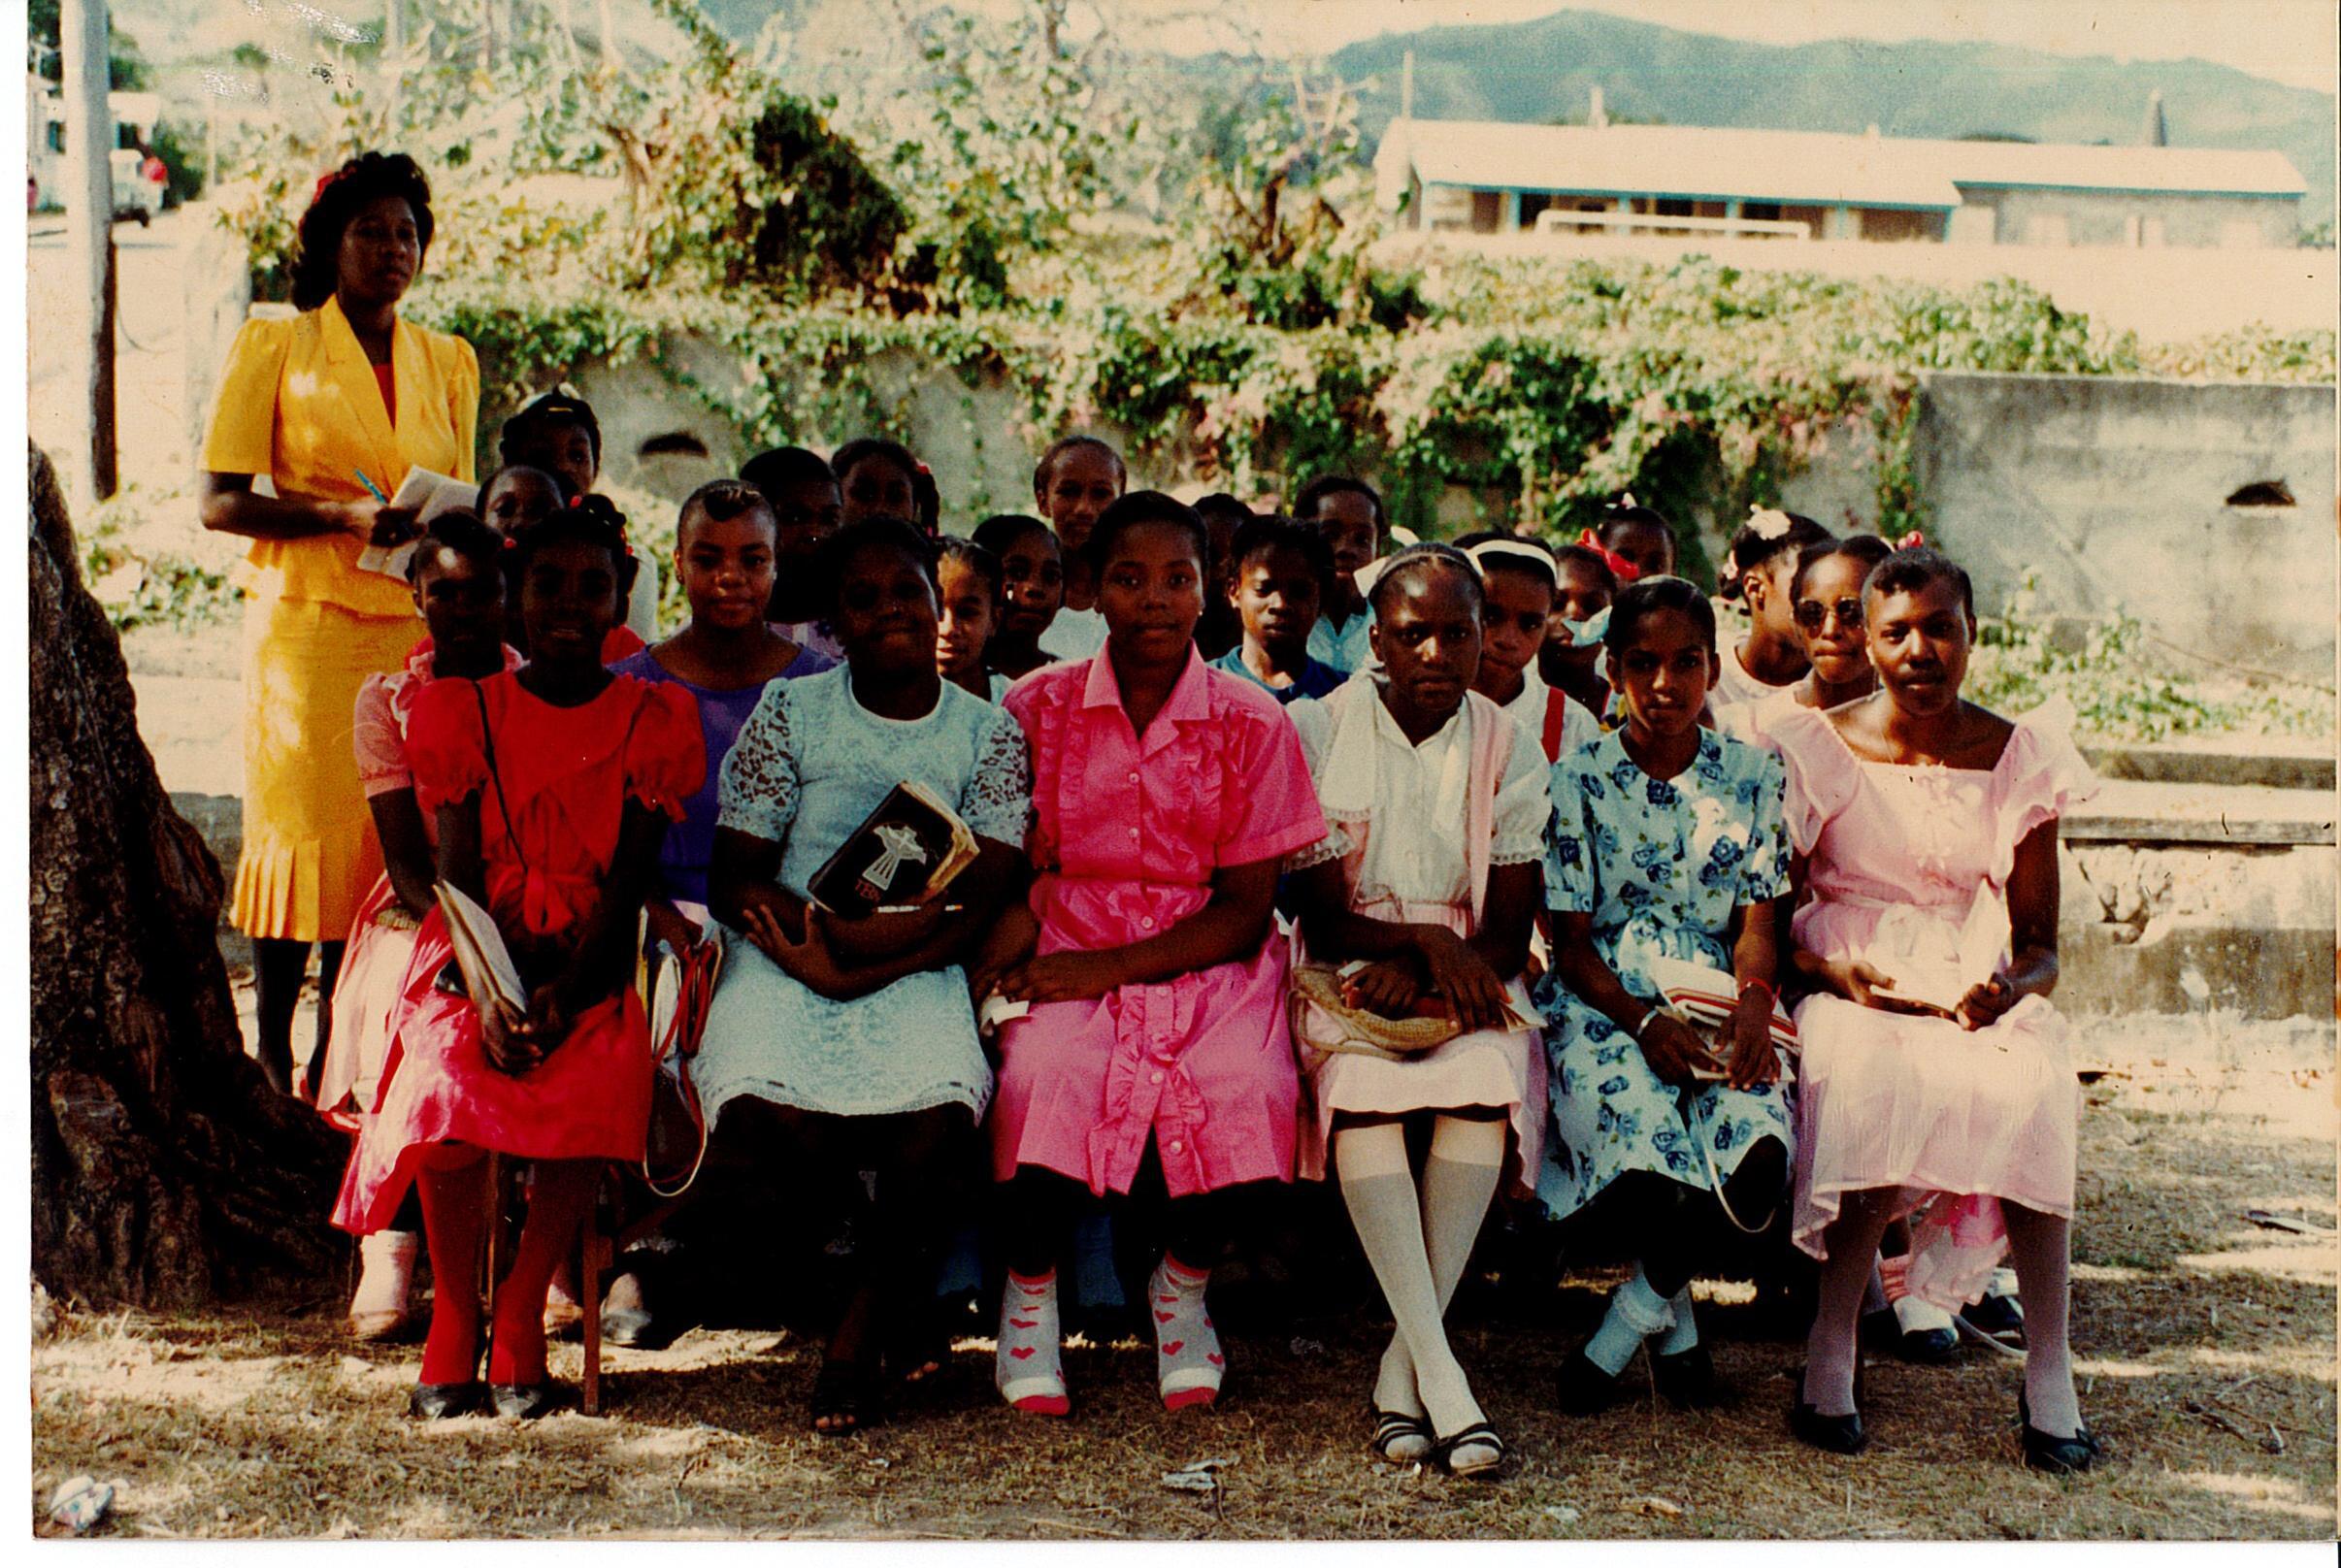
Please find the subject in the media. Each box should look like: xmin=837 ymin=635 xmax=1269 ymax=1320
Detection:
xmin=200 ymin=294 xmax=479 ymax=618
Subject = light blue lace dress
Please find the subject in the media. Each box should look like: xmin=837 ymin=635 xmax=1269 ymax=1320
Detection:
xmin=1534 ymin=728 xmax=1796 ymax=1222
xmin=694 ymin=667 xmax=1032 ymax=1124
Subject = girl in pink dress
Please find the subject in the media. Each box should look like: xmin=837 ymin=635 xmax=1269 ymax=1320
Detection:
xmin=335 ymin=506 xmax=704 ymax=1421
xmin=976 ymin=492 xmax=1328 ymax=1417
xmin=320 ymin=511 xmax=517 ymax=1342
xmin=1771 ymin=549 xmax=2101 ymax=1472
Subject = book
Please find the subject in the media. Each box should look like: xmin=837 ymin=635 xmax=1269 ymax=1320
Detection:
xmin=805 ymin=780 xmax=978 ymax=919
xmin=356 ymin=468 xmax=480 ymax=579
xmin=1866 ymin=892 xmax=2013 ymax=1019
xmin=435 ymin=880 xmax=526 ymax=1016
xmin=1641 ymin=955 xmax=1798 ymax=1082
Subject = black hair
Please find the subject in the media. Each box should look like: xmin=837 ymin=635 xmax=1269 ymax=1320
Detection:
xmin=291 ymin=151 xmax=434 ymax=311
xmin=1227 ymin=513 xmax=1335 ymax=598
xmin=507 ymin=493 xmax=638 ymax=597
xmin=403 ymin=506 xmax=503 ymax=585
xmin=1863 ymin=545 xmax=1975 ymax=618
xmin=1603 ymin=574 xmax=1717 ymax=656
xmin=1368 ymin=542 xmax=1484 ymax=619
xmin=937 ymin=536 xmax=1004 ymax=604
xmin=1294 ymin=474 xmax=1386 ymax=528
xmin=497 ymin=390 xmax=602 ymax=467
xmin=911 ymin=464 xmax=941 ymax=536
xmin=1792 ymin=535 xmax=1895 ymax=601
xmin=1459 ymin=533 xmax=1561 ymax=598
xmin=478 ymin=462 xmax=572 ymax=509
xmin=739 ymin=445 xmax=839 ymax=500
xmin=677 ymin=478 xmax=777 ymax=546
xmin=832 ymin=437 xmax=921 ymax=494
xmin=814 ymin=515 xmax=940 ymax=618
xmin=1084 ymin=491 xmax=1208 ymax=576
xmin=1033 ymin=435 xmax=1126 ymax=500
xmin=1720 ymin=509 xmax=1834 ymax=600
xmin=1597 ymin=498 xmax=1675 ymax=550
xmin=1192 ymin=492 xmax=1255 ymax=530
xmin=1551 ymin=542 xmax=1620 ymax=594
xmin=972 ymin=512 xmax=1059 ymax=560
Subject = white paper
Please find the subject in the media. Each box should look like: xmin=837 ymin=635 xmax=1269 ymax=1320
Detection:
xmin=977 ymin=992 xmax=1031 ymax=1034
xmin=357 ymin=468 xmax=480 ymax=579
xmin=435 ymin=880 xmax=526 ymax=1015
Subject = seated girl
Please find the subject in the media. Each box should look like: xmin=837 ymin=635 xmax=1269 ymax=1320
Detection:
xmin=1284 ymin=544 xmax=1549 ymax=1478
xmin=1455 ymin=534 xmax=1600 ymax=761
xmin=1537 ymin=576 xmax=1795 ymax=1417
xmin=693 ymin=517 xmax=1032 ymax=1435
xmin=321 ymin=510 xmax=517 ymax=1343
xmin=334 ymin=505 xmax=705 ymax=1420
xmin=1537 ymin=542 xmax=1620 ymax=724
xmin=935 ymin=537 xmax=1011 ymax=702
xmin=1750 ymin=535 xmax=1896 ymax=733
xmin=1208 ymin=514 xmax=1347 ymax=703
xmin=478 ymin=465 xmax=646 ymax=664
xmin=1710 ymin=507 xmax=1834 ymax=727
xmin=972 ymin=514 xmax=1067 ymax=683
xmin=973 ymin=492 xmax=1328 ymax=1417
xmin=1770 ymin=548 xmax=2100 ymax=1472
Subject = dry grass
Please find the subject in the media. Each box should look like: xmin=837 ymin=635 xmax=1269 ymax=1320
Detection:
xmin=31 ymin=1048 xmax=2336 ymax=1542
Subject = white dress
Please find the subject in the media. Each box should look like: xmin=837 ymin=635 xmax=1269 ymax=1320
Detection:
xmin=1286 ymin=683 xmax=1551 ymax=1190
xmin=1495 ymin=665 xmax=1603 ymax=761
xmin=1709 ymin=639 xmax=1793 ymax=735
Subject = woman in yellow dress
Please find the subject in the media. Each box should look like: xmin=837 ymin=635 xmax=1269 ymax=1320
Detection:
xmin=199 ymin=151 xmax=478 ymax=1095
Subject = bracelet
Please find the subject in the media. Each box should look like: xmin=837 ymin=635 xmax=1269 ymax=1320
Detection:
xmin=1623 ymin=1001 xmax=1655 ymax=1040
xmin=1737 ymin=977 xmax=1776 ymax=1005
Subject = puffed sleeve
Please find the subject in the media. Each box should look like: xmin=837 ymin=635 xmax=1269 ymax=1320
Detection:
xmin=198 ymin=315 xmax=291 ymax=476
xmin=1492 ymin=714 xmax=1555 ymax=866
xmin=715 ymin=680 xmax=800 ymax=845
xmin=623 ymin=681 xmax=706 ymax=822
xmin=1215 ymin=702 xmax=1330 ymax=868
xmin=404 ymin=677 xmax=491 ymax=816
xmin=445 ymin=336 xmax=480 ymax=482
xmin=1990 ymin=702 xmax=2099 ymax=884
xmin=1766 ymin=703 xmax=1861 ymax=857
xmin=1542 ymin=753 xmax=1599 ymax=915
xmin=1279 ymin=698 xmax=1346 ymax=871
xmin=350 ymin=673 xmax=412 ymax=798
xmin=960 ymin=703 xmax=1033 ymax=849
xmin=1737 ymin=749 xmax=1793 ymax=904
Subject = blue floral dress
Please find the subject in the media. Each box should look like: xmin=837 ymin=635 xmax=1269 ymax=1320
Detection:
xmin=1534 ymin=728 xmax=1795 ymax=1222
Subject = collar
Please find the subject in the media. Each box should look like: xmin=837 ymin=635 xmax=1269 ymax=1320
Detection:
xmin=1081 ymin=644 xmax=1212 ymax=753
xmin=1368 ymin=677 xmax=1468 ymax=753
xmin=318 ymin=293 xmax=413 ymax=487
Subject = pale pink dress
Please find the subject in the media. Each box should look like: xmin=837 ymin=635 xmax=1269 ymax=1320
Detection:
xmin=317 ymin=637 xmax=521 ymax=1129
xmin=1770 ymin=702 xmax=2097 ymax=1309
xmin=993 ymin=649 xmax=1328 ymax=1197
xmin=1286 ymin=683 xmax=1549 ymax=1191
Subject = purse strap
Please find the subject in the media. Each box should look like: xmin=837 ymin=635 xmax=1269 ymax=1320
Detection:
xmin=472 ymin=679 xmax=530 ymax=882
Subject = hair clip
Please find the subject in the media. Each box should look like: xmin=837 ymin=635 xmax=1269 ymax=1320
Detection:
xmin=1617 ymin=490 xmax=1639 ymax=510
xmin=500 ymin=536 xmax=517 ymax=550
xmin=1894 ymin=530 xmax=1926 ymax=551
xmin=1746 ymin=506 xmax=1794 ymax=541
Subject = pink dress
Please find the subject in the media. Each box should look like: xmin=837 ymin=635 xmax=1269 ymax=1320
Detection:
xmin=1770 ymin=702 xmax=2097 ymax=1309
xmin=993 ymin=649 xmax=1328 ymax=1197
xmin=317 ymin=637 xmax=522 ymax=1130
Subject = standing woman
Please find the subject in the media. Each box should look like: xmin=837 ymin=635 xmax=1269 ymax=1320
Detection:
xmin=199 ymin=151 xmax=478 ymax=1095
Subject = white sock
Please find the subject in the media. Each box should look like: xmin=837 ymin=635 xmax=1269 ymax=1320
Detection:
xmin=1375 ymin=1116 xmax=1507 ymax=1416
xmin=1584 ymin=1265 xmax=1674 ymax=1376
xmin=350 ymin=1229 xmax=419 ymax=1318
xmin=1655 ymin=1283 xmax=1699 ymax=1356
xmin=1336 ymin=1123 xmax=1483 ymax=1439
xmin=996 ymin=1269 xmax=1069 ymax=1415
xmin=1150 ymin=1254 xmax=1223 ymax=1409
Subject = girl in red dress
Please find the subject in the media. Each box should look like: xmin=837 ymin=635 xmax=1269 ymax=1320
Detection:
xmin=334 ymin=506 xmax=705 ymax=1420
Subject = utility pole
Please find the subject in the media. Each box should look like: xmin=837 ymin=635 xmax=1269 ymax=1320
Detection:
xmin=61 ymin=0 xmax=118 ymax=504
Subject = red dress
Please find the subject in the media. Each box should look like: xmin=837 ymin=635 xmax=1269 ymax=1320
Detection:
xmin=333 ymin=670 xmax=704 ymax=1234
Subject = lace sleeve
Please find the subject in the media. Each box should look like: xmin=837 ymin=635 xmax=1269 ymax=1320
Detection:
xmin=714 ymin=682 xmax=799 ymax=846
xmin=1491 ymin=717 xmax=1554 ymax=866
xmin=961 ymin=705 xmax=1034 ymax=849
xmin=1283 ymin=824 xmax=1350 ymax=874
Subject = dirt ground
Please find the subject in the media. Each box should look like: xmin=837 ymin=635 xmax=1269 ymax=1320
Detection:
xmin=29 ymin=1018 xmax=2336 ymax=1543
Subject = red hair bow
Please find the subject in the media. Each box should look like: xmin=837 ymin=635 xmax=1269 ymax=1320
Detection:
xmin=310 ymin=168 xmax=344 ymax=208
xmin=1894 ymin=530 xmax=1926 ymax=551
xmin=1574 ymin=528 xmax=1642 ymax=582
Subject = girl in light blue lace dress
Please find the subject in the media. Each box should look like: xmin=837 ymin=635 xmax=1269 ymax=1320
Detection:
xmin=696 ymin=518 xmax=1032 ymax=1434
xmin=1536 ymin=576 xmax=1795 ymax=1417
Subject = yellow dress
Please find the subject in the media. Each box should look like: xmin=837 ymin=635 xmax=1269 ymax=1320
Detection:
xmin=200 ymin=295 xmax=480 ymax=943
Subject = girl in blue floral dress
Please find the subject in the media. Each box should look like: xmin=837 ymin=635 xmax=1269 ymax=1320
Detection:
xmin=1536 ymin=576 xmax=1796 ymax=1416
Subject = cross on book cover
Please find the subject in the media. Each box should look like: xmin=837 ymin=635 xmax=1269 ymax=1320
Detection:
xmin=806 ymin=780 xmax=978 ymax=919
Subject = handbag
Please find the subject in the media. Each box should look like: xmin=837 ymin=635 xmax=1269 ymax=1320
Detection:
xmin=642 ymin=930 xmax=723 ymax=1197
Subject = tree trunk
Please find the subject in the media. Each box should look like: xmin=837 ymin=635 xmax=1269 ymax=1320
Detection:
xmin=28 ymin=443 xmax=346 ymax=1308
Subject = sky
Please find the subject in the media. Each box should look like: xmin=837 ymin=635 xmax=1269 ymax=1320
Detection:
xmin=1112 ymin=0 xmax=2339 ymax=94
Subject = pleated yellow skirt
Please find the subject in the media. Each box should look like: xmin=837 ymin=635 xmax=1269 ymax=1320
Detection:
xmin=233 ymin=594 xmax=421 ymax=944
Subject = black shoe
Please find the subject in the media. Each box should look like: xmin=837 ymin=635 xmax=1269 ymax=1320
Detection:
xmin=1966 ymin=1290 xmax=2026 ymax=1343
xmin=2019 ymin=1392 xmax=2103 ymax=1474
xmin=1787 ymin=1365 xmax=1867 ymax=1455
xmin=1650 ymin=1342 xmax=1724 ymax=1409
xmin=489 ymin=1382 xmax=565 ymax=1421
xmin=408 ymin=1381 xmax=481 ymax=1420
xmin=1554 ymin=1349 xmax=1626 ymax=1416
xmin=1429 ymin=1421 xmax=1507 ymax=1480
xmin=1897 ymin=1325 xmax=1961 ymax=1364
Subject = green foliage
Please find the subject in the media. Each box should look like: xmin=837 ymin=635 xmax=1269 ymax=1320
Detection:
xmin=26 ymin=0 xmax=151 ymax=89
xmin=77 ymin=487 xmax=241 ymax=635
xmin=150 ymin=120 xmax=205 ymax=207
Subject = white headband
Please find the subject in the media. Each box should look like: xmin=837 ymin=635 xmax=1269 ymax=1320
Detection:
xmin=1465 ymin=539 xmax=1562 ymax=588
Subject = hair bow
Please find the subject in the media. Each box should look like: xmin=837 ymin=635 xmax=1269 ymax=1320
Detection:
xmin=1747 ymin=505 xmax=1794 ymax=541
xmin=310 ymin=168 xmax=345 ymax=208
xmin=1574 ymin=528 xmax=1641 ymax=582
xmin=1617 ymin=491 xmax=1639 ymax=509
xmin=1894 ymin=530 xmax=1926 ymax=551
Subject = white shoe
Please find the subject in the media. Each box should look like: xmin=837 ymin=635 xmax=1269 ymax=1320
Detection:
xmin=347 ymin=1230 xmax=420 ymax=1341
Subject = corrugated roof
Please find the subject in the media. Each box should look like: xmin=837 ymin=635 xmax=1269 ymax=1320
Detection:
xmin=1377 ymin=118 xmax=2306 ymax=206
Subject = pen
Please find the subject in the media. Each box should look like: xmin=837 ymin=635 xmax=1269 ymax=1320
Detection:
xmin=353 ymin=468 xmax=389 ymax=505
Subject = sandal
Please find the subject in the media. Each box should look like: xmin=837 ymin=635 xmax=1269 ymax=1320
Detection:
xmin=1369 ymin=1406 xmax=1434 ymax=1464
xmin=887 ymin=1306 xmax=950 ymax=1389
xmin=1430 ymin=1421 xmax=1507 ymax=1480
xmin=810 ymin=1356 xmax=879 ymax=1438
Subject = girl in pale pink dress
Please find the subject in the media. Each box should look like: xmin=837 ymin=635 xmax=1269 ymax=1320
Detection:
xmin=1285 ymin=545 xmax=1547 ymax=1478
xmin=319 ymin=511 xmax=517 ymax=1342
xmin=976 ymin=492 xmax=1327 ymax=1418
xmin=1771 ymin=549 xmax=2101 ymax=1472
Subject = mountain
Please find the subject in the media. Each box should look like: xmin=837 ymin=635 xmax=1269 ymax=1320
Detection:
xmin=1331 ymin=9 xmax=2335 ymax=230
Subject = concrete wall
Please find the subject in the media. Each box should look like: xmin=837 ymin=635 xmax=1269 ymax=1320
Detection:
xmin=1960 ymin=184 xmax=2300 ymax=249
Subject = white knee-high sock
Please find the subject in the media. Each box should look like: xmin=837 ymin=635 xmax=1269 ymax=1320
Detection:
xmin=1336 ymin=1123 xmax=1483 ymax=1439
xmin=1377 ymin=1116 xmax=1508 ymax=1412
xmin=1584 ymin=1262 xmax=1674 ymax=1376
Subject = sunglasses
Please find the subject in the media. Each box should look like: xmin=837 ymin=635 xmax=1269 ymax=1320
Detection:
xmin=1794 ymin=598 xmax=1865 ymax=634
